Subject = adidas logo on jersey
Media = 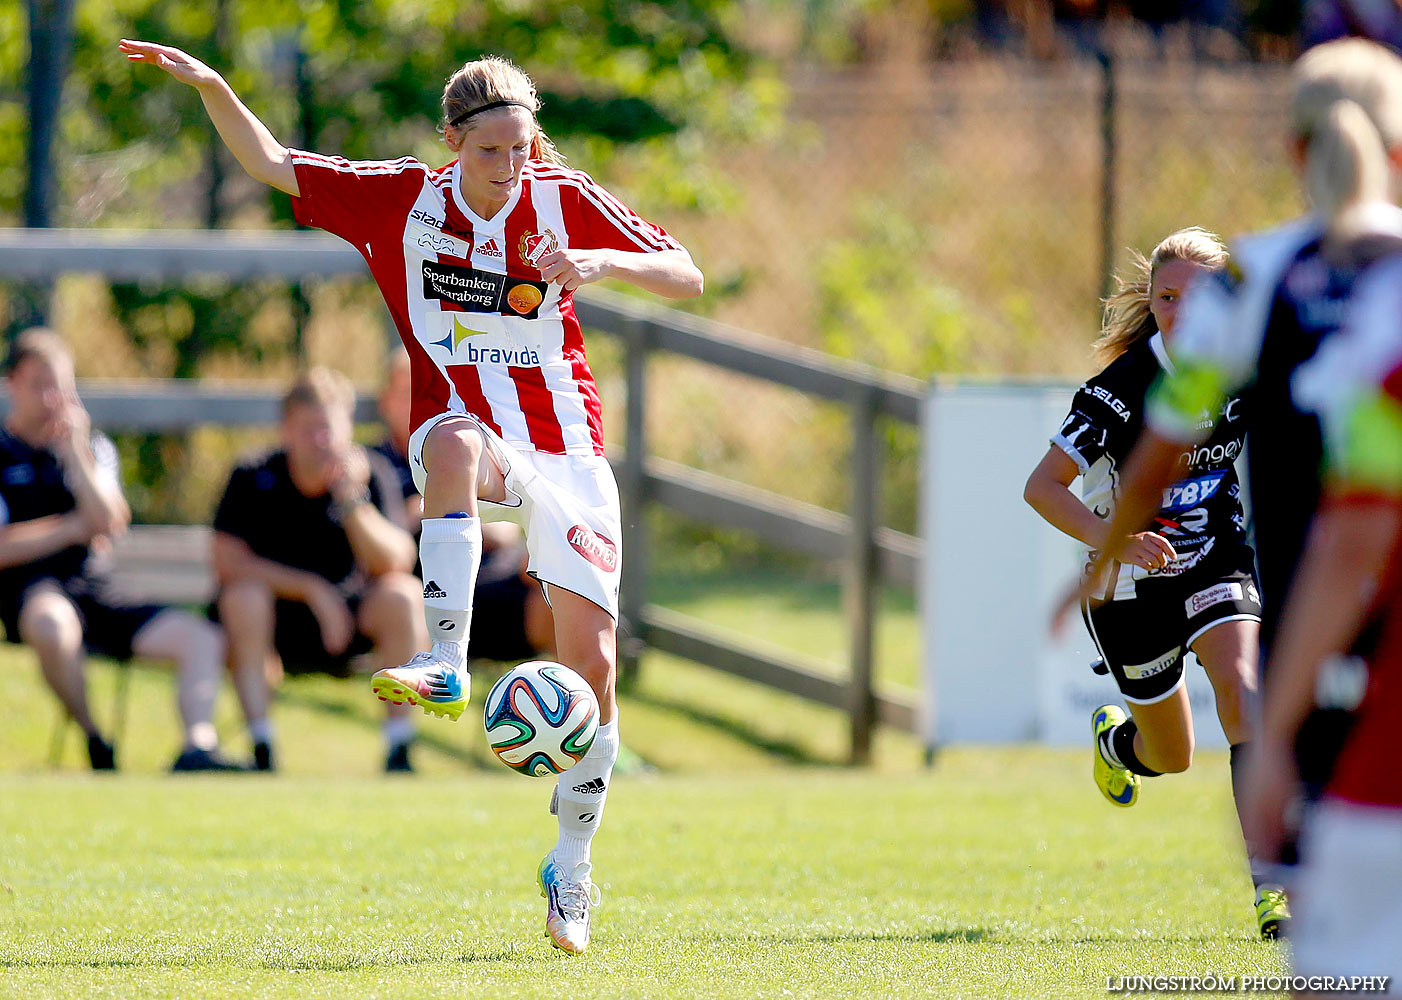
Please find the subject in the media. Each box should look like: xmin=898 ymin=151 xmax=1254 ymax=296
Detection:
xmin=572 ymin=777 xmax=606 ymax=795
xmin=423 ymin=580 xmax=448 ymax=600
xmin=478 ymin=237 xmax=504 ymax=259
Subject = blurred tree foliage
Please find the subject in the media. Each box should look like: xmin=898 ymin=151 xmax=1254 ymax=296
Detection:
xmin=1 ymin=1 xmax=781 ymax=522
xmin=3 ymin=0 xmax=781 ymax=342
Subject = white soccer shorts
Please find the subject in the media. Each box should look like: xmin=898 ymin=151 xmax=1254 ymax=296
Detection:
xmin=409 ymin=410 xmax=622 ymax=620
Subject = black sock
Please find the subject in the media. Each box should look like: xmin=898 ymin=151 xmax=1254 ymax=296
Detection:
xmin=86 ymin=732 xmax=116 ymax=770
xmin=1110 ymin=719 xmax=1162 ymax=777
xmin=1230 ymin=741 xmax=1295 ymax=884
xmin=1228 ymin=741 xmax=1248 ymax=804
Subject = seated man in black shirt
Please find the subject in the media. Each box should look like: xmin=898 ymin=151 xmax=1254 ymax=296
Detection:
xmin=212 ymin=367 xmax=425 ymax=772
xmin=372 ymin=350 xmax=555 ymax=661
xmin=0 ymin=329 xmax=234 ymax=771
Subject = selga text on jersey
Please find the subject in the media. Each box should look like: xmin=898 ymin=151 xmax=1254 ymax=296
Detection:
xmin=289 ymin=154 xmax=682 ymax=457
xmin=1052 ymin=333 xmax=1249 ymax=600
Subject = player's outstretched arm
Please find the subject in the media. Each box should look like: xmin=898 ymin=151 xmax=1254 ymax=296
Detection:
xmin=537 ymin=248 xmax=703 ymax=299
xmin=119 ymin=39 xmax=299 ymax=197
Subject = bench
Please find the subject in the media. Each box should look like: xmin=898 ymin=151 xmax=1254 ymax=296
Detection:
xmin=49 ymin=524 xmax=215 ymax=764
xmin=108 ymin=524 xmax=216 ymax=606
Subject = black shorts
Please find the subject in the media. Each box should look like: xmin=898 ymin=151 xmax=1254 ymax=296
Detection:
xmin=209 ymin=593 xmax=373 ymax=678
xmin=467 ymin=571 xmax=537 ymax=663
xmin=1083 ymin=566 xmax=1263 ymax=704
xmin=0 ymin=576 xmax=166 ymax=660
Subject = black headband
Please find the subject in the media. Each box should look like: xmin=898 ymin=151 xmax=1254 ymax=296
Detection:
xmin=448 ymin=99 xmax=533 ymax=128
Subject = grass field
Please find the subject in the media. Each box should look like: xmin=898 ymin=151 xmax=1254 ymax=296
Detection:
xmin=0 ymin=574 xmax=1290 ymax=998
xmin=0 ymin=756 xmax=1289 ymax=999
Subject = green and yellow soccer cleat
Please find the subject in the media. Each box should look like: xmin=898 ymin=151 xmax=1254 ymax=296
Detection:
xmin=370 ymin=647 xmax=469 ymax=721
xmin=1091 ymin=704 xmax=1140 ymax=807
xmin=1255 ymin=885 xmax=1290 ymax=940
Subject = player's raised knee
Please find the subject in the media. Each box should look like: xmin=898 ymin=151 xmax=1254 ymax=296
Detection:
xmin=422 ymin=421 xmax=485 ymax=476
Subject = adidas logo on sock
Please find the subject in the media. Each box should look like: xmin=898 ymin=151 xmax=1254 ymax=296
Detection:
xmin=572 ymin=777 xmax=606 ymax=795
xmin=423 ymin=580 xmax=448 ymax=600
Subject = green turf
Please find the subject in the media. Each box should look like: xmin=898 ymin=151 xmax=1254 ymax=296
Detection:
xmin=0 ymin=578 xmax=1289 ymax=998
xmin=0 ymin=752 xmax=1288 ymax=999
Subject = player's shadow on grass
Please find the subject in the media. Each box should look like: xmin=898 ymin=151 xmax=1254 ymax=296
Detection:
xmin=255 ymin=947 xmax=526 ymax=970
xmin=273 ymin=679 xmax=497 ymax=771
xmin=623 ymin=687 xmax=829 ymax=766
xmin=1 ymin=948 xmax=531 ymax=970
xmin=751 ymin=927 xmax=994 ymax=945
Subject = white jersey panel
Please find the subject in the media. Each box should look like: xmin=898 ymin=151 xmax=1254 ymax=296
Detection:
xmin=529 ymin=179 xmax=596 ymax=454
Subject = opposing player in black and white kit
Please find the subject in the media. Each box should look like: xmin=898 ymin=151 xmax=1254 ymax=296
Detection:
xmin=1026 ymin=227 xmax=1279 ymax=935
xmin=1059 ymin=39 xmax=1402 ymax=943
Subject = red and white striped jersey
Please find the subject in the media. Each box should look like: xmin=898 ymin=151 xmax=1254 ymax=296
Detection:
xmin=290 ymin=152 xmax=682 ymax=455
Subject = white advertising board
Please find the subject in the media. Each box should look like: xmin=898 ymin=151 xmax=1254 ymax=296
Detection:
xmin=920 ymin=381 xmax=1229 ymax=748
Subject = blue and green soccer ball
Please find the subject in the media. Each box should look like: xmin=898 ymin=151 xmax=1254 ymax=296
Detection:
xmin=483 ymin=661 xmax=599 ymax=776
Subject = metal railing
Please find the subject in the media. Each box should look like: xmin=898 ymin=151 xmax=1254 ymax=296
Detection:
xmin=0 ymin=228 xmax=924 ymax=762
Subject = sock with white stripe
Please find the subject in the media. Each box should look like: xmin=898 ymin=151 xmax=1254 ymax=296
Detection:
xmin=1106 ymin=718 xmax=1162 ymax=778
xmin=552 ymin=720 xmax=620 ymax=869
xmin=418 ymin=514 xmax=480 ymax=667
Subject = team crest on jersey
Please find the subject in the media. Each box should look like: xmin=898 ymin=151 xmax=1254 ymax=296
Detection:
xmin=519 ymin=229 xmax=559 ymax=267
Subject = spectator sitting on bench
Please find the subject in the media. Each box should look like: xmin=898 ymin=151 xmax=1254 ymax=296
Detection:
xmin=211 ymin=367 xmax=425 ymax=772
xmin=0 ymin=328 xmax=235 ymax=771
xmin=372 ymin=350 xmax=556 ymax=661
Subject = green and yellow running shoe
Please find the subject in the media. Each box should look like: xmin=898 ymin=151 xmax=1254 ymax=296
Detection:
xmin=370 ymin=644 xmax=469 ymax=721
xmin=1255 ymin=885 xmax=1290 ymax=940
xmin=1091 ymin=704 xmax=1139 ymax=807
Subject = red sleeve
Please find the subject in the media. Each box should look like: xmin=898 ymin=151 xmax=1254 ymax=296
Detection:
xmin=288 ymin=151 xmax=426 ymax=246
xmin=561 ymin=170 xmax=683 ymax=254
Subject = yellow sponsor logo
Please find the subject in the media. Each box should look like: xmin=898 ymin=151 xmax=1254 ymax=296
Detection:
xmin=452 ymin=317 xmax=489 ymax=350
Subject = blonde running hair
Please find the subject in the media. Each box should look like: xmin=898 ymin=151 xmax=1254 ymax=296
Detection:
xmin=1093 ymin=227 xmax=1228 ymax=364
xmin=1291 ymin=39 xmax=1402 ymax=233
xmin=441 ymin=56 xmax=564 ymax=166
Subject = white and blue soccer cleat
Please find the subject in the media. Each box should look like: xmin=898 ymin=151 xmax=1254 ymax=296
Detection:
xmin=371 ymin=642 xmax=469 ymax=721
xmin=538 ymin=853 xmax=601 ymax=955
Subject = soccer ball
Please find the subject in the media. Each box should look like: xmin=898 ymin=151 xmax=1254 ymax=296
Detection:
xmin=483 ymin=661 xmax=599 ymax=776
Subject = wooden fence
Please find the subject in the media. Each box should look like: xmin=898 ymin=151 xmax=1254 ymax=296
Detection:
xmin=0 ymin=228 xmax=925 ymax=762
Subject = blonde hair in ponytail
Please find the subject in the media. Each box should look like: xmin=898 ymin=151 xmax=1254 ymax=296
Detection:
xmin=1291 ymin=39 xmax=1402 ymax=231
xmin=440 ymin=56 xmax=565 ymax=166
xmin=1093 ymin=227 xmax=1228 ymax=365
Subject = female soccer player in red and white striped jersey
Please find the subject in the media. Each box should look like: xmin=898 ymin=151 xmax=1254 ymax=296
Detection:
xmin=123 ymin=39 xmax=703 ymax=955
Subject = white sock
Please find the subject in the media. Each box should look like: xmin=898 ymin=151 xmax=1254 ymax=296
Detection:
xmin=383 ymin=716 xmax=416 ymax=749
xmin=552 ymin=719 xmax=620 ymax=870
xmin=186 ymin=721 xmax=218 ymax=752
xmin=248 ymin=718 xmax=274 ymax=746
xmin=419 ymin=514 xmax=481 ymax=661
